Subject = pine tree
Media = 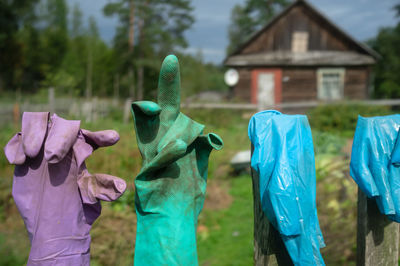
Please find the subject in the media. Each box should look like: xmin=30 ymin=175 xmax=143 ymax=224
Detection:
xmin=227 ymin=0 xmax=291 ymax=55
xmin=103 ymin=0 xmax=194 ymax=100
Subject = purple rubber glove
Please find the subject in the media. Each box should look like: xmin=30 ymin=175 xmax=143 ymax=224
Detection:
xmin=4 ymin=112 xmax=126 ymax=266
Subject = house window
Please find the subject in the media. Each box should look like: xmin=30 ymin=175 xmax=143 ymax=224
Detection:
xmin=317 ymin=68 xmax=345 ymax=100
xmin=291 ymin=31 xmax=309 ymax=53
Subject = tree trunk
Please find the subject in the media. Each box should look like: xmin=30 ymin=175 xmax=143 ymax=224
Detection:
xmin=86 ymin=47 xmax=93 ymax=99
xmin=128 ymin=0 xmax=135 ymax=99
xmin=113 ymin=73 xmax=120 ymax=105
xmin=137 ymin=66 xmax=144 ymax=100
xmin=135 ymin=0 xmax=149 ymax=101
xmin=129 ymin=67 xmax=135 ymax=99
xmin=100 ymin=74 xmax=106 ymax=96
xmin=0 ymin=75 xmax=4 ymax=93
xmin=48 ymin=87 xmax=55 ymax=114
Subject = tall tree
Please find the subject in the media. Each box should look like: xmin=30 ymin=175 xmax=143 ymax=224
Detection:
xmin=103 ymin=0 xmax=194 ymax=100
xmin=0 ymin=0 xmax=39 ymax=91
xmin=41 ymin=0 xmax=68 ymax=74
xmin=227 ymin=0 xmax=291 ymax=55
xmin=85 ymin=16 xmax=98 ymax=99
xmin=369 ymin=4 xmax=400 ymax=98
xmin=71 ymin=3 xmax=84 ymax=38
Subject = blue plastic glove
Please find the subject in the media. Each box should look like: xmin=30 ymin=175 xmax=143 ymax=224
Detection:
xmin=350 ymin=115 xmax=400 ymax=222
xmin=248 ymin=110 xmax=325 ymax=266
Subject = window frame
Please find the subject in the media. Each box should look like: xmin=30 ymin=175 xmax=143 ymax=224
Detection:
xmin=291 ymin=31 xmax=309 ymax=53
xmin=317 ymin=68 xmax=345 ymax=101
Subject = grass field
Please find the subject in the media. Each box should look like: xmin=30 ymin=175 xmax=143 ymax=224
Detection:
xmin=0 ymin=107 xmax=369 ymax=265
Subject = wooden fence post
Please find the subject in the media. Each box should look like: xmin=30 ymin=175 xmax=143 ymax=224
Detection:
xmin=251 ymin=145 xmax=293 ymax=266
xmin=123 ymin=98 xmax=133 ymax=124
xmin=48 ymin=87 xmax=55 ymax=114
xmin=357 ymin=188 xmax=399 ymax=266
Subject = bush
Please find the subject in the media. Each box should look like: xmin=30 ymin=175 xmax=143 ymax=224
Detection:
xmin=308 ymin=104 xmax=394 ymax=137
xmin=312 ymin=131 xmax=346 ymax=156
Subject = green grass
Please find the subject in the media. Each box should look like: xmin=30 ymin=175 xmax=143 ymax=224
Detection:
xmin=198 ymin=175 xmax=254 ymax=266
xmin=0 ymin=109 xmax=254 ymax=266
xmin=0 ymin=106 xmax=393 ymax=265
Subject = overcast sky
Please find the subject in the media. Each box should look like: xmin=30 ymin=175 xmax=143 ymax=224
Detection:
xmin=68 ymin=0 xmax=399 ymax=64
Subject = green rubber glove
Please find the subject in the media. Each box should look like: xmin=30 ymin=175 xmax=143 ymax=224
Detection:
xmin=131 ymin=55 xmax=223 ymax=265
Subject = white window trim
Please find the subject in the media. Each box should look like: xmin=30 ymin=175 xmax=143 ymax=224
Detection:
xmin=317 ymin=68 xmax=345 ymax=101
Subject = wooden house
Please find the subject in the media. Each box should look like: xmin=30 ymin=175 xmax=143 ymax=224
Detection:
xmin=224 ymin=0 xmax=379 ymax=107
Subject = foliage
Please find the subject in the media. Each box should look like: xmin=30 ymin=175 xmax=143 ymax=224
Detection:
xmin=0 ymin=108 xmax=381 ymax=265
xmin=0 ymin=0 xmax=40 ymax=91
xmin=226 ymin=0 xmax=291 ymax=54
xmin=368 ymin=5 xmax=400 ymax=98
xmin=103 ymin=0 xmax=195 ymax=99
xmin=0 ymin=0 xmax=218 ymax=101
xmin=111 ymin=188 xmax=136 ymax=212
xmin=0 ymin=234 xmax=26 ymax=266
xmin=315 ymin=154 xmax=357 ymax=264
xmin=178 ymin=53 xmax=228 ymax=99
xmin=308 ymin=103 xmax=393 ymax=137
xmin=313 ymin=131 xmax=346 ymax=156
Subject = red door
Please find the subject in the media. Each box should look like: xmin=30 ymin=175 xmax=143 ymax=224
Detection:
xmin=251 ymin=69 xmax=282 ymax=107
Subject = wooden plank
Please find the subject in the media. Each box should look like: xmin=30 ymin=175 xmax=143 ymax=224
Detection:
xmin=48 ymin=87 xmax=55 ymax=114
xmin=241 ymin=4 xmax=358 ymax=55
xmin=234 ymin=68 xmax=252 ymax=101
xmin=345 ymin=67 xmax=369 ymax=99
xmin=251 ymin=145 xmax=293 ymax=266
xmin=282 ymin=68 xmax=316 ymax=101
xmin=357 ymin=188 xmax=399 ymax=266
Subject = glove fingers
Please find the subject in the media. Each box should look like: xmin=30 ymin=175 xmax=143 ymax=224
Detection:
xmin=205 ymin=133 xmax=224 ymax=151
xmin=81 ymin=129 xmax=120 ymax=149
xmin=78 ymin=172 xmax=127 ymax=204
xmin=157 ymin=55 xmax=180 ymax=126
xmin=137 ymin=139 xmax=187 ymax=180
xmin=4 ymin=133 xmax=26 ymax=165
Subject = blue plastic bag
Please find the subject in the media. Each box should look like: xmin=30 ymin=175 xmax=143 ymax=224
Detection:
xmin=350 ymin=115 xmax=400 ymax=222
xmin=248 ymin=110 xmax=325 ymax=266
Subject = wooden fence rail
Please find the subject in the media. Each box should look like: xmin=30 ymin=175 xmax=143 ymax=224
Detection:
xmin=182 ymin=99 xmax=400 ymax=110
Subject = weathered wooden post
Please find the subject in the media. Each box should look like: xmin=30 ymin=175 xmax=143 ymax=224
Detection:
xmin=251 ymin=145 xmax=293 ymax=266
xmin=13 ymin=87 xmax=21 ymax=127
xmin=48 ymin=87 xmax=55 ymax=114
xmin=356 ymin=188 xmax=399 ymax=266
xmin=113 ymin=73 xmax=120 ymax=106
xmin=350 ymin=115 xmax=400 ymax=266
xmin=249 ymin=111 xmax=325 ymax=266
xmin=123 ymin=97 xmax=132 ymax=123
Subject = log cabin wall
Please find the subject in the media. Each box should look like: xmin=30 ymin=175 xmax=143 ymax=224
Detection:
xmin=344 ymin=66 xmax=370 ymax=99
xmin=233 ymin=68 xmax=252 ymax=102
xmin=225 ymin=0 xmax=377 ymax=104
xmin=281 ymin=67 xmax=317 ymax=102
xmin=232 ymin=66 xmax=370 ymax=103
xmin=240 ymin=4 xmax=363 ymax=55
xmin=233 ymin=67 xmax=319 ymax=103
